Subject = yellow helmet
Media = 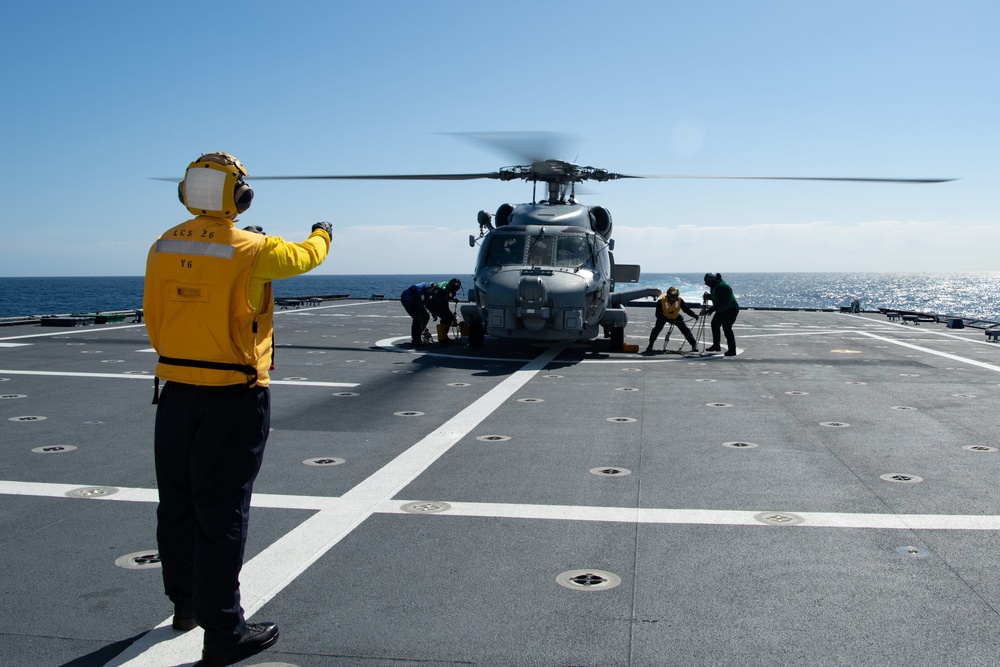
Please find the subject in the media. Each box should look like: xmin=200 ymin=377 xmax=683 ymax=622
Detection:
xmin=177 ymin=152 xmax=253 ymax=219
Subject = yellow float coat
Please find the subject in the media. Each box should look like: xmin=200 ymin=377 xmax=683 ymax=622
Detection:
xmin=144 ymin=216 xmax=329 ymax=387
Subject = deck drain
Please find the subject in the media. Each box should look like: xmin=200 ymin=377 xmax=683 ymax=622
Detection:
xmin=32 ymin=445 xmax=77 ymax=454
xmin=332 ymin=392 xmax=359 ymax=397
xmin=723 ymin=441 xmax=758 ymax=449
xmin=66 ymin=486 xmax=120 ymax=498
xmin=754 ymin=512 xmax=805 ymax=526
xmin=543 ymin=374 xmax=564 ymax=379
xmin=80 ymin=350 xmax=103 ymax=354
xmin=963 ymin=445 xmax=998 ymax=452
xmin=784 ymin=391 xmax=809 ymax=396
xmin=476 ymin=435 xmax=511 ymax=442
xmin=517 ymin=398 xmax=544 ymax=403
xmin=115 ymin=551 xmax=162 ymax=570
xmin=706 ymin=403 xmax=732 ymax=408
xmin=896 ymin=546 xmax=930 ymax=558
xmin=615 ymin=387 xmax=640 ymax=392
xmin=303 ymin=457 xmax=345 ymax=466
xmin=820 ymin=421 xmax=850 ymax=428
xmin=831 ymin=349 xmax=862 ymax=354
xmin=760 ymin=371 xmax=782 ymax=375
xmin=84 ymin=420 xmax=105 ymax=424
xmin=394 ymin=411 xmax=425 ymax=417
xmin=891 ymin=406 xmax=917 ymax=411
xmin=846 ymin=381 xmax=867 ymax=385
xmin=881 ymin=473 xmax=923 ymax=484
xmin=557 ymin=569 xmax=621 ymax=591
xmin=400 ymin=502 xmax=451 ymax=514
xmin=8 ymin=415 xmax=47 ymax=422
xmin=391 ymin=370 xmax=413 ymax=374
xmin=345 ymin=359 xmax=366 ymax=363
xmin=590 ymin=467 xmax=632 ymax=476
xmin=695 ymin=379 xmax=717 ymax=383
xmin=606 ymin=417 xmax=637 ymax=423
xmin=0 ymin=394 xmax=27 ymax=399
xmin=124 ymin=370 xmax=149 ymax=375
xmin=448 ymin=383 xmax=471 ymax=387
xmin=283 ymin=376 xmax=308 ymax=381
xmin=899 ymin=373 xmax=920 ymax=378
xmin=100 ymin=359 xmax=125 ymax=363
xmin=622 ymin=368 xmax=641 ymax=372
xmin=952 ymin=394 xmax=976 ymax=398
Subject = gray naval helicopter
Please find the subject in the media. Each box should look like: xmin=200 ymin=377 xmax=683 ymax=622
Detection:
xmin=246 ymin=134 xmax=954 ymax=350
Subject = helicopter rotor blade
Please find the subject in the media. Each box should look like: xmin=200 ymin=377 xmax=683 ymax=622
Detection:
xmin=621 ymin=174 xmax=956 ymax=184
xmin=446 ymin=131 xmax=578 ymax=165
xmin=247 ymin=173 xmax=503 ymax=181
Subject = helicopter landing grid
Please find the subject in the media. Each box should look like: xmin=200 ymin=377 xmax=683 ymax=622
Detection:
xmin=3 ymin=301 xmax=1000 ymax=666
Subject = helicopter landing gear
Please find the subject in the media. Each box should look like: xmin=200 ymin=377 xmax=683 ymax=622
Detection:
xmin=609 ymin=325 xmax=625 ymax=351
xmin=468 ymin=320 xmax=485 ymax=347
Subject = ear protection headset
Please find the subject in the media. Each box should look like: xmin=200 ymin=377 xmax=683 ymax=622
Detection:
xmin=177 ymin=152 xmax=253 ymax=217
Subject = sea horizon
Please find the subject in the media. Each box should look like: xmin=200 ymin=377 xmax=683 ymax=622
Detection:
xmin=2 ymin=272 xmax=999 ymax=323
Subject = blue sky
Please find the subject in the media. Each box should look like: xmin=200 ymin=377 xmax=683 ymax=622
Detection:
xmin=1 ymin=1 xmax=996 ymax=276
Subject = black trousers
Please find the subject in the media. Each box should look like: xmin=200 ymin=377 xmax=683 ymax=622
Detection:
xmin=154 ymin=381 xmax=270 ymax=646
xmin=400 ymin=289 xmax=430 ymax=343
xmin=711 ymin=305 xmax=740 ymax=353
xmin=649 ymin=313 xmax=697 ymax=348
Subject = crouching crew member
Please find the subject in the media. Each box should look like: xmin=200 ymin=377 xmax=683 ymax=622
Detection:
xmin=427 ymin=278 xmax=462 ymax=343
xmin=144 ymin=152 xmax=331 ymax=666
xmin=401 ymin=279 xmax=462 ymax=346
xmin=703 ymin=272 xmax=740 ymax=356
xmin=647 ymin=286 xmax=700 ymax=353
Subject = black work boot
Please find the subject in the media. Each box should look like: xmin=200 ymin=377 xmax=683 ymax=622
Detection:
xmin=202 ymin=622 xmax=279 ymax=666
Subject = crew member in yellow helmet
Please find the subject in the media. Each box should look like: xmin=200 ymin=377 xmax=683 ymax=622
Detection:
xmin=144 ymin=152 xmax=331 ymax=666
xmin=646 ymin=286 xmax=700 ymax=354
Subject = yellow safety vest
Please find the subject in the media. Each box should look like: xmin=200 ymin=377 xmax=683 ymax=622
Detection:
xmin=659 ymin=295 xmax=682 ymax=319
xmin=144 ymin=216 xmax=272 ymax=387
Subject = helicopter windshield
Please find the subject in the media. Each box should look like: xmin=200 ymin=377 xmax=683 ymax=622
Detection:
xmin=486 ymin=234 xmax=526 ymax=267
xmin=554 ymin=233 xmax=594 ymax=268
xmin=483 ymin=231 xmax=594 ymax=269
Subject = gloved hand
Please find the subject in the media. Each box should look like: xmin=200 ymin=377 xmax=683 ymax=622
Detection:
xmin=242 ymin=225 xmax=264 ymax=234
xmin=312 ymin=221 xmax=332 ymax=237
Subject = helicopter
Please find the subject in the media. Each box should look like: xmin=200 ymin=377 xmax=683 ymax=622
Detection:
xmin=181 ymin=135 xmax=955 ymax=350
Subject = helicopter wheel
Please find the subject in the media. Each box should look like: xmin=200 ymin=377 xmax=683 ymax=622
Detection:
xmin=468 ymin=321 xmax=485 ymax=348
xmin=609 ymin=326 xmax=625 ymax=351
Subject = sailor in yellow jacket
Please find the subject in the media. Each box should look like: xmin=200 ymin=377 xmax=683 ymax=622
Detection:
xmin=144 ymin=152 xmax=330 ymax=666
xmin=646 ymin=286 xmax=700 ymax=353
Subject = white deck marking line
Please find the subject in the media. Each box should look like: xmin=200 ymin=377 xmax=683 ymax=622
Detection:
xmin=0 ymin=369 xmax=358 ymax=387
xmin=856 ymin=331 xmax=1000 ymax=372
xmin=0 ymin=323 xmax=147 ymax=341
xmin=101 ymin=342 xmax=567 ymax=667
xmin=7 ymin=480 xmax=1000 ymax=531
xmin=0 ymin=300 xmax=386 ymax=343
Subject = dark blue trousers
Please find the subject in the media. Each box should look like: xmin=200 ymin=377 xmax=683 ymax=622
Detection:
xmin=154 ymin=381 xmax=270 ymax=646
xmin=401 ymin=289 xmax=430 ymax=343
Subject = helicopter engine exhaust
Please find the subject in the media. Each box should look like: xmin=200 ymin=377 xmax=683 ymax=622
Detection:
xmin=590 ymin=206 xmax=613 ymax=239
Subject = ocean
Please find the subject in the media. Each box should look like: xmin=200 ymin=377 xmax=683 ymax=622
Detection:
xmin=1 ymin=273 xmax=999 ymax=323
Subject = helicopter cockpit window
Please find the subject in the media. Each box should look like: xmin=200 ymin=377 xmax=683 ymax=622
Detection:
xmin=487 ymin=234 xmax=526 ymax=267
xmin=554 ymin=234 xmax=593 ymax=268
xmin=526 ymin=234 xmax=552 ymax=266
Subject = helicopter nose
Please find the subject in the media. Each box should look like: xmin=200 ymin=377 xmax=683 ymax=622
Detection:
xmin=517 ymin=276 xmax=551 ymax=331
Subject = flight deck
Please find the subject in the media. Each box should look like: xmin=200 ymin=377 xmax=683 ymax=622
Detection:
xmin=3 ymin=300 xmax=1000 ymax=666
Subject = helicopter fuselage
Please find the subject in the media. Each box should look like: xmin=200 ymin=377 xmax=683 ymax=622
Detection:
xmin=461 ymin=202 xmax=634 ymax=344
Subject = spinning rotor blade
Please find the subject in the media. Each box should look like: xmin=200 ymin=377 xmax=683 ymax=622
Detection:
xmin=248 ymin=173 xmax=501 ymax=181
xmin=626 ymin=174 xmax=956 ymax=184
xmin=446 ymin=131 xmax=577 ymax=165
